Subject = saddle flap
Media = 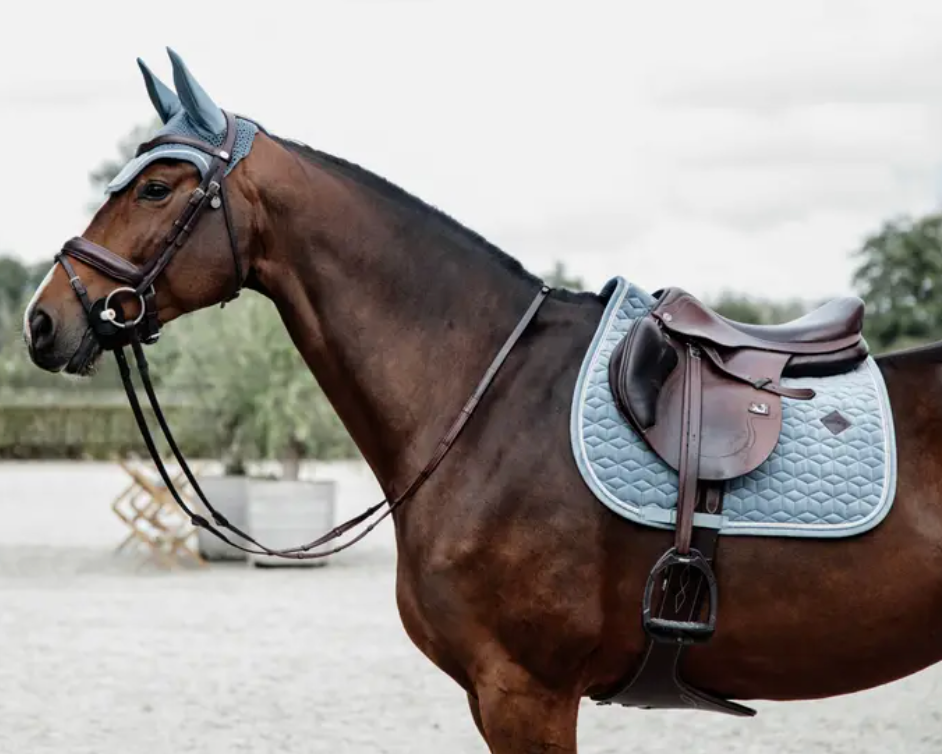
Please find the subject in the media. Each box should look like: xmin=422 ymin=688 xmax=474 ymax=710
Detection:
xmin=609 ymin=317 xmax=787 ymax=481
xmin=608 ymin=316 xmax=678 ymax=431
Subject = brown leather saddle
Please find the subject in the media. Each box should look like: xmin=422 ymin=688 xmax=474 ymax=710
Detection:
xmin=595 ymin=287 xmax=868 ymax=715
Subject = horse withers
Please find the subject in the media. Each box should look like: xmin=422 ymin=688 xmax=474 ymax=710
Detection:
xmin=23 ymin=50 xmax=942 ymax=753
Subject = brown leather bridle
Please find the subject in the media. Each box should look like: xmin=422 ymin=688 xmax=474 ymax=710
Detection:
xmin=56 ymin=110 xmax=242 ymax=350
xmin=54 ymin=113 xmax=552 ymax=559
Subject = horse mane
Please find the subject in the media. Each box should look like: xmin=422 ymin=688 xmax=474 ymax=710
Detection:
xmin=271 ymin=135 xmax=597 ymax=303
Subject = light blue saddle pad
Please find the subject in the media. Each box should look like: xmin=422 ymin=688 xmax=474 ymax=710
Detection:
xmin=570 ymin=277 xmax=898 ymax=539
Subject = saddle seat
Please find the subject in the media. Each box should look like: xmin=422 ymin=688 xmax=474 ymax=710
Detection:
xmin=653 ymin=289 xmax=868 ymax=378
xmin=718 ymin=296 xmax=864 ymax=344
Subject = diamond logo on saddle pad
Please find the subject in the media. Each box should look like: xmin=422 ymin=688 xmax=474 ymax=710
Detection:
xmin=821 ymin=410 xmax=852 ymax=436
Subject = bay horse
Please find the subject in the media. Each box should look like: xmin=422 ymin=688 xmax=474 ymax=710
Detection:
xmin=23 ymin=52 xmax=942 ymax=752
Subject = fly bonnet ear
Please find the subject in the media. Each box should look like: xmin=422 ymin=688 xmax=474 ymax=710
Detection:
xmin=137 ymin=58 xmax=181 ymax=124
xmin=167 ymin=47 xmax=226 ymax=136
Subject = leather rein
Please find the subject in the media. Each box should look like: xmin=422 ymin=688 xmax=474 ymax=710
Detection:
xmin=55 ymin=111 xmax=551 ymax=560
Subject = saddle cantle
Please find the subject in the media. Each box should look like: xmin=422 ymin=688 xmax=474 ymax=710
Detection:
xmin=597 ymin=286 xmax=868 ymax=716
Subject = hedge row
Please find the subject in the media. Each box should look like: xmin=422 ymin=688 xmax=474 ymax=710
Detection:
xmin=0 ymin=402 xmax=216 ymax=459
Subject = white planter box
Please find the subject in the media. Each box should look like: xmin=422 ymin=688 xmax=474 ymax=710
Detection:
xmin=194 ymin=475 xmax=252 ymax=562
xmin=246 ymin=479 xmax=336 ymax=568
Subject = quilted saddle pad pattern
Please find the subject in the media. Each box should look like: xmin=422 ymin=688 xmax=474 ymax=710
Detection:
xmin=570 ymin=277 xmax=898 ymax=538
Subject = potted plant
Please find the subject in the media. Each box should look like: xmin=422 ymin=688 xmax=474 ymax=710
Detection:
xmin=154 ymin=294 xmax=356 ymax=565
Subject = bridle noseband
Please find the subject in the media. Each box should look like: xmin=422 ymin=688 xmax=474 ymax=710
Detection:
xmin=56 ymin=110 xmax=243 ymax=350
xmin=51 ymin=112 xmax=553 ymax=561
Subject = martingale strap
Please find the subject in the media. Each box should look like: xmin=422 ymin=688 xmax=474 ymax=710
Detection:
xmin=118 ymin=286 xmax=552 ymax=560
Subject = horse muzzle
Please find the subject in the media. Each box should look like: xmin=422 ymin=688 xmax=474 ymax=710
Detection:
xmin=25 ymin=305 xmax=73 ymax=373
xmin=55 ymin=237 xmax=163 ymax=352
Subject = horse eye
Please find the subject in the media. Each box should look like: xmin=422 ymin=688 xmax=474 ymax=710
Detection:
xmin=140 ymin=182 xmax=172 ymax=201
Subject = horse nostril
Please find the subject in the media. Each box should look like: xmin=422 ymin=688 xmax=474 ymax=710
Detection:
xmin=30 ymin=308 xmax=56 ymax=352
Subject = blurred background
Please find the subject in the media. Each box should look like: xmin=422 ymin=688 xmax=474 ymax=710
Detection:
xmin=3 ymin=2 xmax=942 ymax=753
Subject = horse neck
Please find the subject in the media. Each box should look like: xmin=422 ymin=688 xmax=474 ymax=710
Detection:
xmin=249 ymin=140 xmax=542 ymax=492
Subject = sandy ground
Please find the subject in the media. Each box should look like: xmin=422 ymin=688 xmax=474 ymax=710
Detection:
xmin=1 ymin=461 xmax=941 ymax=754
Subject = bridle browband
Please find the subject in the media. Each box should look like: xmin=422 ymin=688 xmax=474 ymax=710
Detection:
xmin=54 ymin=111 xmax=552 ymax=560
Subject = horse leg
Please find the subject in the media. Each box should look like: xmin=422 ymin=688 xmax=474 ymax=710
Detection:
xmin=473 ymin=669 xmax=580 ymax=753
xmin=467 ymin=692 xmax=487 ymax=741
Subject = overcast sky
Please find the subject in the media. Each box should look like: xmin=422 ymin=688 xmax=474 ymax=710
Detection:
xmin=4 ymin=0 xmax=942 ymax=301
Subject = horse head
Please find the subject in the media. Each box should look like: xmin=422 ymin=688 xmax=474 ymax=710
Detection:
xmin=24 ymin=49 xmax=262 ymax=374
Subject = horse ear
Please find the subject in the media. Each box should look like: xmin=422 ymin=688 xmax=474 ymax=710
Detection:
xmin=137 ymin=58 xmax=181 ymax=124
xmin=166 ymin=47 xmax=226 ymax=135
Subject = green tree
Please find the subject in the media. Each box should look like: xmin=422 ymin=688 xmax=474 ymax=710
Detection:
xmin=88 ymin=118 xmax=161 ymax=203
xmin=0 ymin=256 xmax=32 ymax=315
xmin=0 ymin=255 xmax=54 ymax=378
xmin=709 ymin=293 xmax=765 ymax=324
xmin=852 ymin=213 xmax=942 ymax=351
xmin=543 ymin=261 xmax=585 ymax=291
xmin=709 ymin=292 xmax=809 ymax=326
xmin=153 ymin=293 xmax=357 ymax=478
xmin=0 ymin=255 xmax=48 ymax=319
